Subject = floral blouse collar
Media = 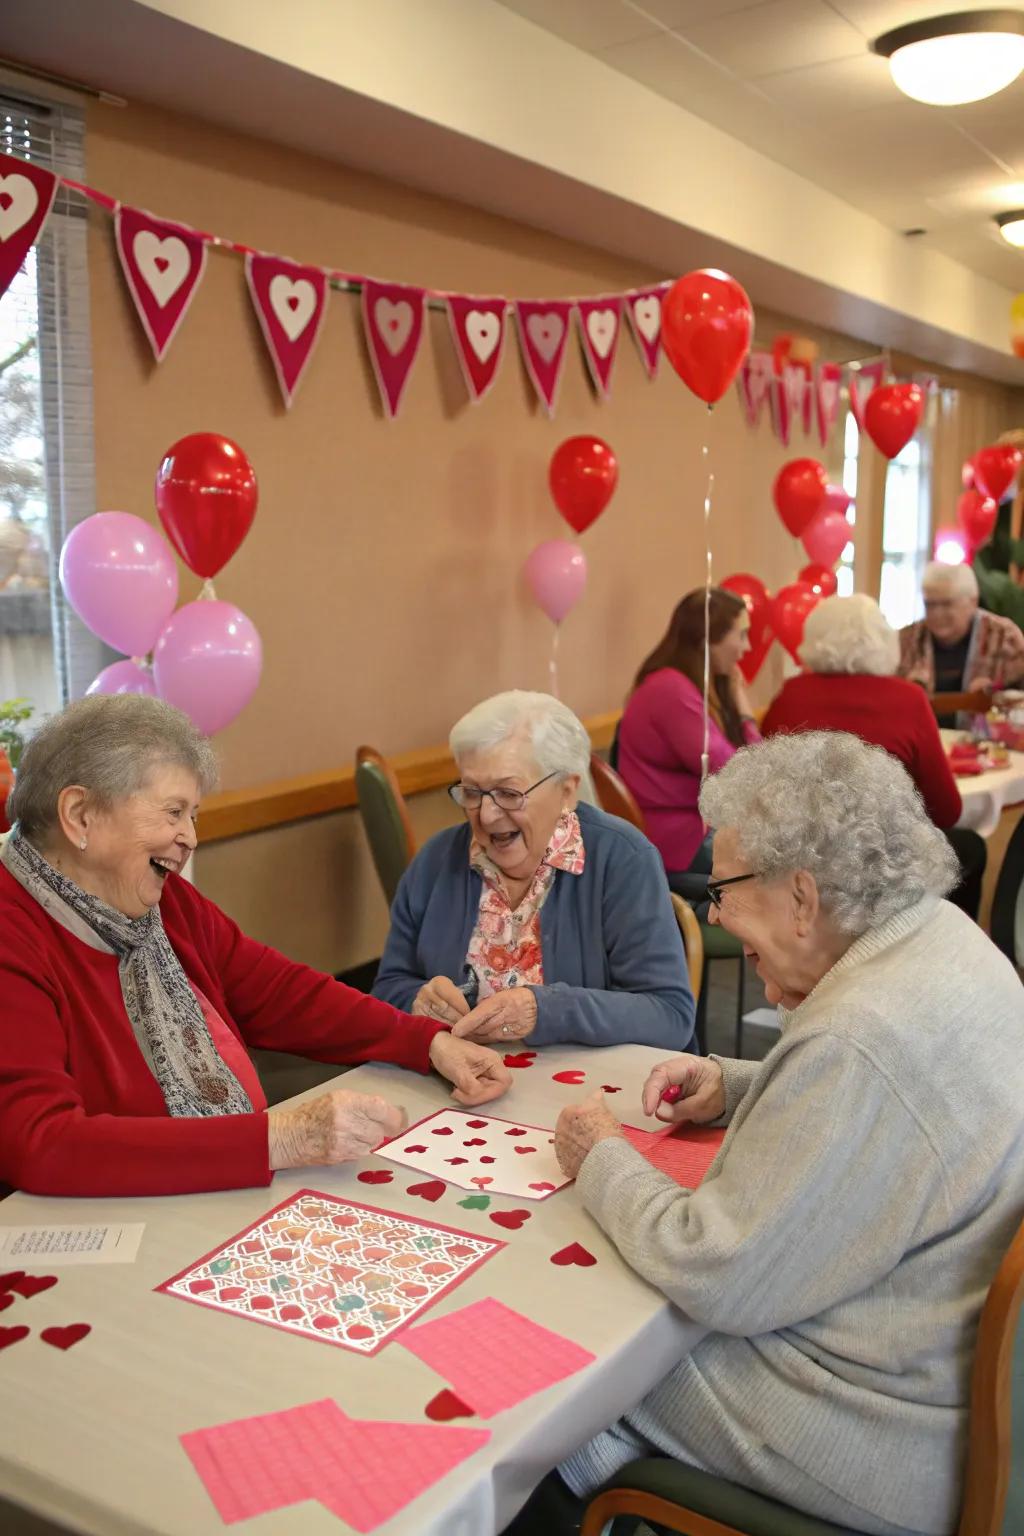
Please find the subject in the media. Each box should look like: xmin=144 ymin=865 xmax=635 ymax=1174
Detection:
xmin=469 ymin=808 xmax=586 ymax=884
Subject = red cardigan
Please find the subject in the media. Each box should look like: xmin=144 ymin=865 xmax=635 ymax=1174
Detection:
xmin=0 ymin=867 xmax=446 ymax=1198
xmin=760 ymin=673 xmax=962 ymax=829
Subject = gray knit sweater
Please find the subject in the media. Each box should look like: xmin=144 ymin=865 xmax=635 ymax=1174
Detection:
xmin=565 ymin=898 xmax=1024 ymax=1536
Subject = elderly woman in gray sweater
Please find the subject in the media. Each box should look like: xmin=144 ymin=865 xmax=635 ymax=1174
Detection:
xmin=523 ymin=732 xmax=1024 ymax=1536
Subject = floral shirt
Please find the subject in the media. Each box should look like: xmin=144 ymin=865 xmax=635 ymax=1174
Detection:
xmin=466 ymin=810 xmax=586 ymax=999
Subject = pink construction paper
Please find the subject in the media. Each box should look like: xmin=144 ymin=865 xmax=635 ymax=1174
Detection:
xmin=622 ymin=1124 xmax=725 ymax=1187
xmin=181 ymin=1398 xmax=338 ymax=1523
xmin=313 ymin=1415 xmax=491 ymax=1530
xmin=400 ymin=1296 xmax=594 ymax=1417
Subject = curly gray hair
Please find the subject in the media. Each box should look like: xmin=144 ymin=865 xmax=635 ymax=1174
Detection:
xmin=799 ymin=594 xmax=899 ymax=677
xmin=699 ymin=731 xmax=958 ymax=935
xmin=9 ymin=694 xmax=218 ymax=845
xmin=449 ymin=691 xmax=590 ymax=778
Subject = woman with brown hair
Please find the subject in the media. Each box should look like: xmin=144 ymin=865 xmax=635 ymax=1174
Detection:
xmin=617 ymin=588 xmax=760 ymax=897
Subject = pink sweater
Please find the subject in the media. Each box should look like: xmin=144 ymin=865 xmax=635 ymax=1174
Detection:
xmin=618 ymin=669 xmax=760 ymax=871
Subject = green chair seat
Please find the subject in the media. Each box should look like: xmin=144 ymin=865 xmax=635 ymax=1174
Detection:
xmin=700 ymin=924 xmax=745 ymax=961
xmin=596 ymin=1458 xmax=866 ymax=1536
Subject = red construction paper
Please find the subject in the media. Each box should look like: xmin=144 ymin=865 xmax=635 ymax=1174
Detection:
xmin=40 ymin=1323 xmax=91 ymax=1350
xmin=622 ymin=1123 xmax=725 ymax=1187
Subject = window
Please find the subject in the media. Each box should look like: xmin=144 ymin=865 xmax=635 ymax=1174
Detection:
xmin=834 ymin=409 xmax=859 ymax=596
xmin=0 ymin=84 xmax=98 ymax=721
xmin=879 ymin=413 xmax=932 ymax=630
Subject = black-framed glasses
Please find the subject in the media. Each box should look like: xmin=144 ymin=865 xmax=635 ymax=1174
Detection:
xmin=448 ymin=771 xmax=560 ymax=813
xmin=705 ymin=872 xmax=759 ymax=909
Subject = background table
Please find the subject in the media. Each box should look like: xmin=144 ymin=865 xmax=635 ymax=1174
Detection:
xmin=0 ymin=1043 xmax=705 ymax=1536
xmin=941 ymin=730 xmax=1024 ymax=838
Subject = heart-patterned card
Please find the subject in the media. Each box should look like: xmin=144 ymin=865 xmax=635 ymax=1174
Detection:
xmin=157 ymin=1190 xmax=503 ymax=1356
xmin=375 ymin=1109 xmax=570 ymax=1200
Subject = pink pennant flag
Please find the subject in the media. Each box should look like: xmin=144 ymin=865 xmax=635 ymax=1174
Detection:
xmin=115 ymin=206 xmax=208 ymax=362
xmin=245 ymin=252 xmax=328 ymax=408
xmin=848 ymin=358 xmax=886 ymax=429
xmin=576 ymin=295 xmax=623 ymax=399
xmin=515 ymin=300 xmax=572 ymax=416
xmin=361 ymin=279 xmax=426 ymax=419
xmin=0 ymin=151 xmax=58 ymax=305
xmin=625 ymin=286 xmax=666 ymax=379
xmin=446 ymin=295 xmax=507 ymax=403
xmin=736 ymin=351 xmax=774 ymax=428
xmin=771 ymin=365 xmax=812 ymax=446
xmin=815 ymin=361 xmax=843 ymax=446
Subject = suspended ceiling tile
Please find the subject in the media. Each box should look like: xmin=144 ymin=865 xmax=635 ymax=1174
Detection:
xmin=674 ymin=0 xmax=865 ymax=78
xmin=492 ymin=0 xmax=655 ymax=52
xmin=596 ymin=29 xmax=740 ymax=102
xmin=754 ymin=51 xmax=900 ymax=114
xmin=623 ymin=0 xmax=773 ymax=26
xmin=826 ymin=0 xmax=1011 ymax=40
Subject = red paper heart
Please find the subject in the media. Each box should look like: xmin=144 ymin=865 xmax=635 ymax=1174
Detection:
xmin=490 ymin=1209 xmax=531 ymax=1230
xmin=466 ymin=1119 xmax=489 ymax=1129
xmin=471 ymin=1176 xmax=493 ymax=1188
xmin=505 ymin=1127 xmax=527 ymax=1136
xmin=239 ymin=1240 xmax=263 ymax=1254
xmin=279 ymin=1305 xmax=304 ymax=1322
xmin=503 ymin=1052 xmax=537 ymax=1068
xmin=218 ymin=1286 xmax=246 ymax=1302
xmin=331 ymin=1213 xmax=358 ymax=1228
xmin=250 ymin=1296 xmax=275 ymax=1311
xmin=426 ymin=1389 xmax=476 ymax=1422
xmin=513 ymin=1146 xmax=537 ymax=1154
xmin=0 ymin=1325 xmax=30 ymax=1351
xmin=463 ymin=1138 xmax=486 ymax=1147
xmin=0 ymin=1272 xmax=26 ymax=1290
xmin=357 ymin=1170 xmax=394 ymax=1184
xmin=313 ymin=1313 xmax=340 ymax=1330
xmin=601 ymin=1085 xmax=622 ymax=1093
xmin=553 ymin=1070 xmax=586 ymax=1085
xmin=40 ymin=1323 xmax=91 ymax=1351
xmin=445 ymin=1157 xmax=469 ymax=1166
xmin=0 ymin=1294 xmax=13 ymax=1312
xmin=189 ymin=1279 xmax=215 ymax=1294
xmin=550 ymin=1242 xmax=597 ymax=1267
xmin=407 ymin=1179 xmax=446 ymax=1202
xmin=347 ymin=1324 xmax=374 ymax=1340
xmin=480 ymin=1156 xmax=496 ymax=1164
xmin=9 ymin=1274 xmax=57 ymax=1300
xmin=154 ymin=255 xmax=170 ymax=273
xmin=404 ymin=1144 xmax=428 ymax=1154
xmin=529 ymin=1181 xmax=557 ymax=1192
xmin=431 ymin=1127 xmax=454 ymax=1136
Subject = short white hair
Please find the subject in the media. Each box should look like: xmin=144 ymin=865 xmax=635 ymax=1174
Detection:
xmin=699 ymin=731 xmax=958 ymax=936
xmin=922 ymin=561 xmax=978 ymax=600
xmin=449 ymin=691 xmax=590 ymax=778
xmin=799 ymin=594 xmax=899 ymax=677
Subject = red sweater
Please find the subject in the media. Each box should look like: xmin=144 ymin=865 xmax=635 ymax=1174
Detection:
xmin=0 ymin=867 xmax=446 ymax=1198
xmin=760 ymin=673 xmax=962 ymax=829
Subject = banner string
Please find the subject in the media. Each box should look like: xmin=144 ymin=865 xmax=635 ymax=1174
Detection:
xmin=701 ymin=432 xmax=714 ymax=786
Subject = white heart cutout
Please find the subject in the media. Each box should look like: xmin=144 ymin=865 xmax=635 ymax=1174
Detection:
xmin=375 ymin=298 xmax=413 ymax=357
xmin=0 ymin=174 xmax=39 ymax=243
xmin=269 ymin=275 xmax=316 ymax=342
xmin=526 ymin=312 xmax=564 ymax=364
xmin=133 ymin=232 xmax=190 ymax=308
xmin=585 ymin=308 xmax=616 ymax=360
xmin=633 ymin=296 xmax=660 ymax=345
xmin=466 ymin=310 xmax=501 ymax=364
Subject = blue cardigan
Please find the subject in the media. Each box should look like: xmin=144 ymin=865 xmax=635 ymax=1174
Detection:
xmin=373 ymin=802 xmax=696 ymax=1051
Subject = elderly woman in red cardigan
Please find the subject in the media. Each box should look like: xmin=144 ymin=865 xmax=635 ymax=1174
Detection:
xmin=0 ymin=695 xmax=510 ymax=1198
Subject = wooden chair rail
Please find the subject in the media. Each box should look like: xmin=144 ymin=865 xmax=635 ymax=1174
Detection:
xmin=930 ymin=690 xmax=993 ymax=718
xmin=198 ymin=710 xmax=623 ymax=844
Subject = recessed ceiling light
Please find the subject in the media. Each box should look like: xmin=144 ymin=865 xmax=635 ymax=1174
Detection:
xmin=873 ymin=9 xmax=1024 ymax=105
xmin=996 ymin=209 xmax=1024 ymax=246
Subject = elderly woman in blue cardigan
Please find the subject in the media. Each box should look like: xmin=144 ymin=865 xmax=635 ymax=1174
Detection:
xmin=373 ymin=691 xmax=695 ymax=1050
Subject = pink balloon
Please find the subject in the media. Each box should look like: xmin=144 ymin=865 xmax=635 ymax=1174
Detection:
xmin=86 ymin=660 xmax=158 ymax=697
xmin=823 ymin=483 xmax=852 ymax=516
xmin=962 ymin=457 xmax=976 ymax=491
xmin=59 ymin=513 xmax=178 ymax=657
xmin=153 ymin=599 xmax=262 ymax=735
xmin=524 ymin=540 xmax=587 ymax=625
xmin=801 ymin=510 xmax=851 ymax=568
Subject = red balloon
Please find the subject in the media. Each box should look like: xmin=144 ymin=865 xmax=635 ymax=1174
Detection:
xmin=155 ymin=434 xmax=258 ymax=579
xmin=721 ymin=572 xmax=773 ymax=682
xmin=957 ymin=489 xmax=998 ymax=549
xmin=863 ymin=383 xmax=923 ymax=460
xmin=972 ymin=444 xmax=1022 ymax=504
xmin=773 ymin=458 xmax=827 ymax=537
xmin=798 ymin=562 xmax=839 ymax=598
xmin=661 ymin=269 xmax=753 ymax=404
xmin=962 ymin=456 xmax=976 ymax=491
xmin=771 ymin=582 xmax=820 ymax=663
xmin=548 ymin=436 xmax=618 ymax=534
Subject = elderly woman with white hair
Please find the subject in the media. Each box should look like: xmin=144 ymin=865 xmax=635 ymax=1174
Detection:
xmin=899 ymin=560 xmax=1024 ymax=720
xmin=373 ymin=691 xmax=695 ymax=1050
xmin=508 ymin=732 xmax=1024 ymax=1536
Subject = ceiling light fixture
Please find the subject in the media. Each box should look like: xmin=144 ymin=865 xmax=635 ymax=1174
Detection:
xmin=873 ymin=9 xmax=1024 ymax=105
xmin=996 ymin=209 xmax=1024 ymax=246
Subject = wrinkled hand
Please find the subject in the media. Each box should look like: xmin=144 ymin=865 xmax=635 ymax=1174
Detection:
xmin=451 ymin=987 xmax=537 ymax=1044
xmin=267 ymin=1089 xmax=406 ymax=1170
xmin=429 ymin=1031 xmax=512 ymax=1106
xmin=555 ymin=1089 xmax=624 ymax=1180
xmin=411 ymin=976 xmax=470 ymax=1026
xmin=641 ymin=1055 xmax=725 ymax=1125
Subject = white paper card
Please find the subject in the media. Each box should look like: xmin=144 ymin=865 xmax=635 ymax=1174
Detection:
xmin=376 ymin=1109 xmax=570 ymax=1200
xmin=0 ymin=1222 xmax=145 ymax=1266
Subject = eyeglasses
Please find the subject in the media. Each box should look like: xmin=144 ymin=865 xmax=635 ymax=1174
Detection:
xmin=448 ymin=771 xmax=560 ymax=813
xmin=705 ymin=872 xmax=758 ymax=908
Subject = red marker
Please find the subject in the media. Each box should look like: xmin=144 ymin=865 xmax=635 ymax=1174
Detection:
xmin=660 ymin=1085 xmax=683 ymax=1105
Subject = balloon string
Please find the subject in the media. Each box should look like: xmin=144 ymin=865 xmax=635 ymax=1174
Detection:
xmin=199 ymin=579 xmax=217 ymax=601
xmin=701 ymin=438 xmax=714 ymax=785
xmin=549 ymin=625 xmax=561 ymax=699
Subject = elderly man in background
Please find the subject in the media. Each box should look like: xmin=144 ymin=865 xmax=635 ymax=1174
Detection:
xmin=899 ymin=562 xmax=1024 ymax=723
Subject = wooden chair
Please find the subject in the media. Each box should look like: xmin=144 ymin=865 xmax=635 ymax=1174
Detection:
xmin=580 ymin=1214 xmax=1024 ymax=1536
xmin=990 ymin=813 xmax=1024 ymax=968
xmin=589 ymin=753 xmax=646 ymax=832
xmin=354 ymin=746 xmax=418 ymax=907
xmin=670 ymin=893 xmax=704 ymax=1000
xmin=931 ymin=690 xmax=993 ymax=719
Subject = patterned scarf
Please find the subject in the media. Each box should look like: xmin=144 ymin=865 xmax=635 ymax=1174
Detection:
xmin=2 ymin=828 xmax=252 ymax=1118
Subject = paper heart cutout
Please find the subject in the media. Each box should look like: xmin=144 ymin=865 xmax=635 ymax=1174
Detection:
xmin=40 ymin=1323 xmax=91 ymax=1351
xmin=407 ymin=1179 xmax=446 ymax=1202
xmin=397 ymin=1281 xmax=429 ymax=1298
xmin=0 ymin=1294 xmax=13 ymax=1312
xmin=526 ymin=311 xmax=564 ymax=363
xmin=505 ymin=1127 xmax=527 ymax=1137
xmin=550 ymin=1242 xmax=597 ymax=1267
xmin=458 ymin=1194 xmax=491 ymax=1210
xmin=490 ymin=1209 xmax=531 ymax=1230
xmin=553 ymin=1070 xmax=586 ymax=1085
xmin=586 ymin=308 xmax=616 ymax=359
xmin=633 ymin=295 xmax=661 ymax=344
xmin=0 ymin=174 xmax=39 ymax=242
xmin=601 ymin=1085 xmax=622 ymax=1093
xmin=0 ymin=1325 xmax=30 ymax=1351
xmin=529 ymin=1181 xmax=557 ymax=1192
xmin=312 ymin=1314 xmax=340 ymax=1330
xmin=513 ymin=1146 xmax=537 ymax=1155
xmin=375 ymin=297 xmax=414 ymax=356
xmin=268 ymin=274 xmax=315 ymax=341
xmin=431 ymin=1127 xmax=454 ymax=1136
xmin=133 ymin=231 xmax=189 ymax=307
xmin=463 ymin=1138 xmax=486 ymax=1147
xmin=420 ymin=1261 xmax=454 ymax=1277
xmin=0 ymin=1272 xmax=25 ymax=1291
xmin=426 ymin=1388 xmax=477 ymax=1422
xmin=279 ymin=1305 xmax=304 ymax=1322
xmin=239 ymin=1240 xmax=264 ymax=1254
xmin=465 ymin=311 xmax=500 ymax=364
xmin=466 ymin=1119 xmax=489 ymax=1130
xmin=347 ymin=1324 xmax=375 ymax=1340
xmin=249 ymin=1296 xmax=275 ymax=1311
xmin=504 ymin=1052 xmax=536 ymax=1069
xmin=480 ymin=1156 xmax=495 ymax=1164
xmin=331 ymin=1213 xmax=359 ymax=1228
xmin=471 ymin=1177 xmax=493 ymax=1188
xmin=267 ymin=1248 xmax=294 ymax=1262
xmin=404 ymin=1144 xmax=428 ymax=1154
xmin=445 ymin=1158 xmax=469 ymax=1166
xmin=358 ymin=1169 xmax=394 ymax=1184
xmin=217 ymin=1286 xmax=246 ymax=1302
xmin=9 ymin=1274 xmax=57 ymax=1300
xmin=189 ymin=1278 xmax=215 ymax=1294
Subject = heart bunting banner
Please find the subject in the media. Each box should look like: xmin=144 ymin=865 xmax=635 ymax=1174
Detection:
xmin=848 ymin=358 xmax=887 ymax=429
xmin=736 ymin=351 xmax=774 ymax=428
xmin=245 ymin=253 xmax=328 ymax=408
xmin=815 ymin=361 xmax=843 ymax=447
xmin=362 ymin=279 xmax=426 ymax=418
xmin=446 ymin=295 xmax=507 ymax=403
xmin=515 ymin=300 xmax=573 ymax=416
xmin=624 ymin=287 xmax=666 ymax=379
xmin=576 ymin=296 xmax=623 ymax=399
xmin=0 ymin=151 xmax=59 ymax=304
xmin=114 ymin=206 xmax=208 ymax=362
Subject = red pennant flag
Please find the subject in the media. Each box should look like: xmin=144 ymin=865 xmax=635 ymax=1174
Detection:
xmin=515 ymin=300 xmax=572 ymax=416
xmin=848 ymin=358 xmax=886 ymax=430
xmin=815 ymin=362 xmax=843 ymax=446
xmin=0 ymin=152 xmax=58 ymax=305
xmin=362 ymin=279 xmax=426 ymax=418
xmin=736 ymin=351 xmax=773 ymax=427
xmin=446 ymin=295 xmax=507 ymax=403
xmin=115 ymin=206 xmax=208 ymax=361
xmin=576 ymin=296 xmax=622 ymax=400
xmin=245 ymin=253 xmax=328 ymax=408
xmin=625 ymin=287 xmax=665 ymax=379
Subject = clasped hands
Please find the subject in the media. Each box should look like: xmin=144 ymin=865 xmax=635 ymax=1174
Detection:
xmin=412 ymin=975 xmax=537 ymax=1043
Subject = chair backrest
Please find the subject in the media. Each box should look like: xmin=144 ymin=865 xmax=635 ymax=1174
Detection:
xmin=589 ymin=753 xmax=646 ymax=833
xmin=354 ymin=746 xmax=417 ymax=907
xmin=990 ymin=813 xmax=1024 ymax=969
xmin=959 ymin=1214 xmax=1024 ymax=1536
xmin=670 ymin=893 xmax=704 ymax=999
xmin=931 ymin=690 xmax=993 ymax=719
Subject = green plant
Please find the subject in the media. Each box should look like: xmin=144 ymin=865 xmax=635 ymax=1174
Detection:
xmin=0 ymin=697 xmax=33 ymax=770
xmin=973 ymin=499 xmax=1024 ymax=631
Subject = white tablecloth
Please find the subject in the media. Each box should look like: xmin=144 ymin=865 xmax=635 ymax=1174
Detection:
xmin=940 ymin=731 xmax=1024 ymax=837
xmin=0 ymin=1044 xmax=705 ymax=1536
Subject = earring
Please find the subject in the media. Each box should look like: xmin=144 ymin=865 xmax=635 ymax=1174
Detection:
xmin=79 ymin=839 xmax=87 ymax=851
